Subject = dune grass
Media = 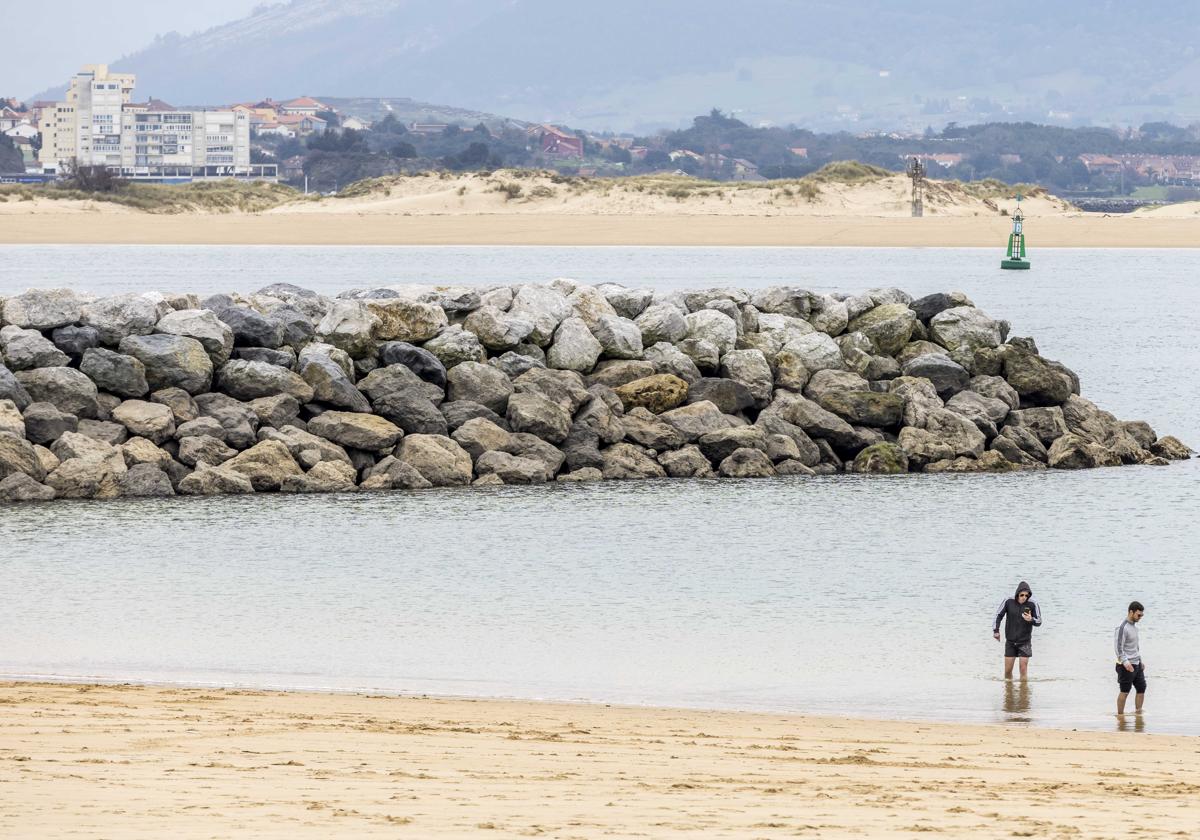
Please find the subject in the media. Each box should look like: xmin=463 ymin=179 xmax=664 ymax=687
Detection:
xmin=0 ymin=180 xmax=304 ymax=214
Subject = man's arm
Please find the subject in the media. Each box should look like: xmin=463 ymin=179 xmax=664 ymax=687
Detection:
xmin=1028 ymin=599 xmax=1042 ymax=627
xmin=993 ymin=600 xmax=1008 ymax=635
xmin=1115 ymin=623 xmax=1131 ymax=666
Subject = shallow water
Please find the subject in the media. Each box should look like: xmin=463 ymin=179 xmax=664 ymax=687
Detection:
xmin=1 ymin=246 xmax=1198 ymax=734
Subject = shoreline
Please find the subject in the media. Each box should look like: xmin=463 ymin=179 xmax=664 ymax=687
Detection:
xmin=2 ymin=212 xmax=1199 ymax=246
xmin=4 ymin=679 xmax=1198 ymax=838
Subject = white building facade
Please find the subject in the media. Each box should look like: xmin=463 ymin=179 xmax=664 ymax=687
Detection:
xmin=39 ymin=65 xmax=272 ymax=181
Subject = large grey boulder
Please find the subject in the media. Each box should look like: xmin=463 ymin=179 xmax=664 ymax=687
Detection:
xmin=947 ymin=390 xmax=1011 ymax=425
xmin=2 ymin=289 xmax=85 ymax=330
xmin=50 ymin=325 xmax=101 ymax=358
xmin=778 ymin=394 xmax=858 ymax=450
xmin=0 ymin=472 xmax=56 ymax=502
xmin=591 ymin=314 xmax=643 ymax=360
xmin=45 ymin=454 xmax=125 ymax=499
xmin=75 ymin=419 xmax=128 ymax=445
xmin=848 ymin=442 xmax=909 ymax=474
xmin=718 ymin=447 xmax=776 ymax=478
xmin=683 ymin=310 xmax=737 ymax=357
xmin=151 ymin=387 xmax=200 ymax=423
xmin=21 ymin=401 xmax=78 ymax=445
xmin=257 ymin=425 xmax=352 ymax=466
xmin=501 ymin=433 xmax=565 ymax=481
xmin=751 ymin=286 xmax=817 ymax=319
xmin=79 ymin=348 xmax=149 ymax=398
xmin=194 ymin=393 xmax=259 ymax=449
xmin=246 ymin=394 xmax=300 ymax=428
xmin=423 ymin=325 xmax=486 ymax=368
xmin=686 ymin=377 xmax=754 ymax=415
xmin=313 ymin=301 xmax=378 ymax=357
xmin=910 ymin=292 xmax=972 ymax=323
xmin=658 ymin=444 xmax=715 ymax=478
xmin=298 ymin=352 xmax=371 ymax=412
xmin=1003 ymin=351 xmax=1074 ymax=407
xmin=846 ymin=303 xmax=916 ymax=356
xmin=567 ymin=285 xmax=618 ymax=328
xmin=902 ymin=353 xmax=970 ymax=399
xmin=367 ymin=298 xmax=449 ymax=343
xmin=929 ymin=306 xmax=1003 ymax=352
xmin=111 ymin=400 xmax=176 ymax=444
xmin=81 ymin=293 xmax=170 ymax=345
xmin=601 ymin=285 xmax=654 ymax=319
xmin=451 ymin=417 xmax=513 ymax=460
xmin=0 ymin=364 xmax=33 ymax=410
xmin=587 ymin=360 xmax=657 ymax=390
xmin=119 ymin=334 xmax=213 ymax=395
xmin=621 ymin=407 xmax=685 ymax=451
xmin=175 ymin=416 xmax=226 ymax=441
xmin=219 ymin=305 xmax=286 ymax=349
xmin=463 ymin=305 xmax=534 ymax=351
xmin=803 ymin=369 xmax=870 ymax=402
xmin=1006 ymin=406 xmax=1069 ymax=446
xmin=1061 ymin=394 xmax=1146 ymax=464
xmin=658 ymin=400 xmax=733 ymax=443
xmin=440 ymin=400 xmax=508 ymax=433
xmin=755 ymin=411 xmax=821 ymax=467
xmin=0 ymin=434 xmax=45 ymax=482
xmin=217 ymin=360 xmax=315 ymax=404
xmin=223 ymin=439 xmax=303 ymax=490
xmin=506 ymin=392 xmax=571 ymax=443
xmin=155 ymin=309 xmax=234 ymax=366
xmin=14 ymin=367 xmax=100 ymax=418
xmin=513 ymin=367 xmax=590 ymax=414
xmin=178 ymin=434 xmax=237 ymax=467
xmin=719 ymin=350 xmax=773 ymax=407
xmin=119 ymin=463 xmax=176 ymax=497
xmin=373 ymin=391 xmax=447 ymax=436
xmin=378 ymin=341 xmax=448 ymax=388
xmin=968 ymin=375 xmax=1020 ymax=412
xmin=280 ymin=460 xmax=359 ymax=494
xmin=698 ymin=425 xmax=769 ymax=464
xmin=600 ymin=442 xmax=666 ymax=480
xmin=0 ymin=325 xmax=70 ymax=370
xmin=1048 ymin=434 xmax=1122 ymax=470
xmin=546 ymin=317 xmax=602 ymax=372
xmin=508 ymin=285 xmax=573 ymax=346
xmin=635 ymin=303 xmax=687 ymax=345
xmin=780 ymin=332 xmax=845 ymax=373
xmin=445 ymin=361 xmax=513 ymax=414
xmin=474 ymin=450 xmax=547 ymax=484
xmin=643 ymin=342 xmax=702 ymax=384
xmin=887 ymin=376 xmax=944 ymax=428
xmin=397 ymin=434 xmax=473 ymax=486
xmin=178 ymin=462 xmax=255 ymax=495
xmin=360 ymin=455 xmax=432 ymax=491
xmin=809 ymin=295 xmax=849 ymax=336
xmin=307 ymin=411 xmax=403 ymax=451
xmin=817 ymin=391 xmax=905 ymax=428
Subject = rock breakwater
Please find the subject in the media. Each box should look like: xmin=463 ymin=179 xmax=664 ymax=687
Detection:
xmin=0 ymin=282 xmax=1191 ymax=503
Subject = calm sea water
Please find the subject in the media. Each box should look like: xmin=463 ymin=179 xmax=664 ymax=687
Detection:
xmin=1 ymin=246 xmax=1198 ymax=734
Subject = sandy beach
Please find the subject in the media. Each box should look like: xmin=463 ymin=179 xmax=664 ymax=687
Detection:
xmin=2 ymin=681 xmax=1197 ymax=838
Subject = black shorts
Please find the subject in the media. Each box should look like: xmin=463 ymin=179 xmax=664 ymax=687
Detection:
xmin=1116 ymin=663 xmax=1147 ymax=694
xmin=1005 ymin=640 xmax=1032 ymax=658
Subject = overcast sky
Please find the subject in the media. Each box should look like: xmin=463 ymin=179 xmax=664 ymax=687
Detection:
xmin=3 ymin=0 xmax=261 ymax=97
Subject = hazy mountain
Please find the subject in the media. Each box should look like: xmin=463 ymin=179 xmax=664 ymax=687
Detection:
xmin=50 ymin=0 xmax=1200 ymax=131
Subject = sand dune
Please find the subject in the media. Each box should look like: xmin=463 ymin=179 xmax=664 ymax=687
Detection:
xmin=2 ymin=681 xmax=1197 ymax=838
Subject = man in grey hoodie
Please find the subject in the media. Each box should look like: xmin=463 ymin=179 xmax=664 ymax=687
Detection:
xmin=1115 ymin=601 xmax=1147 ymax=715
xmin=992 ymin=581 xmax=1042 ymax=679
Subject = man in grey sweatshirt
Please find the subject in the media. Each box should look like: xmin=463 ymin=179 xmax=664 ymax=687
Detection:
xmin=1115 ymin=601 xmax=1146 ymax=715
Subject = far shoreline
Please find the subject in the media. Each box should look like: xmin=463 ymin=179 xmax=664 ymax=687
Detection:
xmin=2 ymin=212 xmax=1198 ymax=247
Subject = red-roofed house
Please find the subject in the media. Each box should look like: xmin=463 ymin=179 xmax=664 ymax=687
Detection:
xmin=537 ymin=125 xmax=583 ymax=158
xmin=279 ymin=96 xmax=327 ymax=116
xmin=1078 ymin=154 xmax=1121 ymax=175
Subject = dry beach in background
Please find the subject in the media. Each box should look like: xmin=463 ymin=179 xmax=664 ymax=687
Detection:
xmin=2 ymin=168 xmax=1198 ymax=247
xmin=4 ymin=682 xmax=1200 ymax=839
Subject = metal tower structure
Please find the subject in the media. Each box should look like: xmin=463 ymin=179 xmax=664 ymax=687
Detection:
xmin=906 ymin=157 xmax=926 ymax=217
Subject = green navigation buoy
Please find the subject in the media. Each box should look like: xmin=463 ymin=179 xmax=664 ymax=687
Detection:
xmin=1001 ymin=194 xmax=1030 ymax=270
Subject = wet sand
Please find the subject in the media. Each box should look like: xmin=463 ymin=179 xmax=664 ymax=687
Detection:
xmin=1 ymin=212 xmax=1198 ymax=247
xmin=2 ymin=681 xmax=1196 ymax=838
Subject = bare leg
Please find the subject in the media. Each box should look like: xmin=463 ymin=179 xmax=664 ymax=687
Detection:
xmin=1004 ymin=656 xmax=1015 ymax=679
xmin=1117 ymin=691 xmax=1129 ymax=715
xmin=1135 ymin=691 xmax=1145 ymax=713
xmin=1018 ymin=657 xmax=1029 ymax=680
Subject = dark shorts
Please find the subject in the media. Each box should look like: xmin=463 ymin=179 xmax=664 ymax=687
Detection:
xmin=1116 ymin=663 xmax=1147 ymax=694
xmin=1005 ymin=640 xmax=1032 ymax=658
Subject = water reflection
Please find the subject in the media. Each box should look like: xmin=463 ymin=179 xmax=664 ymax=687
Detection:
xmin=1116 ymin=714 xmax=1147 ymax=733
xmin=1003 ymin=680 xmax=1032 ymax=722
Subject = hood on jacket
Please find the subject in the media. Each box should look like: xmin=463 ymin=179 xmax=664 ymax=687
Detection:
xmin=1015 ymin=580 xmax=1032 ymax=599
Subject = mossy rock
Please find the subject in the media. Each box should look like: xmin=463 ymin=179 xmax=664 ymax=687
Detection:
xmin=849 ymin=442 xmax=909 ymax=475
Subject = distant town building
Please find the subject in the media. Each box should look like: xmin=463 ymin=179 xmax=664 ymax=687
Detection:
xmin=536 ymin=125 xmax=583 ymax=158
xmin=409 ymin=123 xmax=450 ymax=135
xmin=1077 ymin=154 xmax=1122 ymax=175
xmin=340 ymin=116 xmax=371 ymax=132
xmin=278 ymin=96 xmax=327 ymax=116
xmin=37 ymin=65 xmax=271 ymax=181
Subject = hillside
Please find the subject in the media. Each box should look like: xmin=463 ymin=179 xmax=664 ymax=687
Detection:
xmin=58 ymin=0 xmax=1200 ymax=131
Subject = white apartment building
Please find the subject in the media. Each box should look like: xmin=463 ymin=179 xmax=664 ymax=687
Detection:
xmin=39 ymin=64 xmax=272 ymax=181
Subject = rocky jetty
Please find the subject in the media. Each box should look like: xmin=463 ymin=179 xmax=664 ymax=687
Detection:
xmin=0 ymin=283 xmax=1191 ymax=503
